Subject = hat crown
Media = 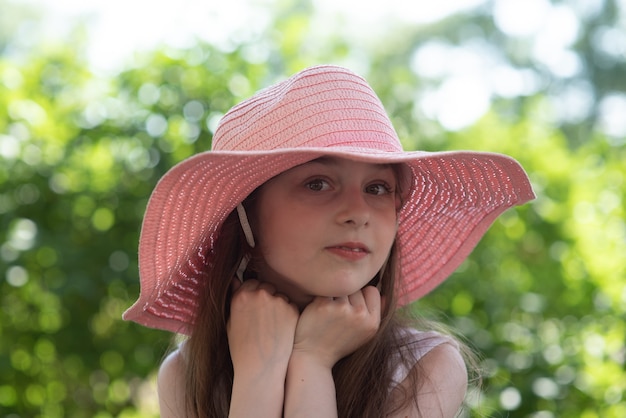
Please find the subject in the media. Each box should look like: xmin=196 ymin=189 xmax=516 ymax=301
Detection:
xmin=212 ymin=66 xmax=403 ymax=153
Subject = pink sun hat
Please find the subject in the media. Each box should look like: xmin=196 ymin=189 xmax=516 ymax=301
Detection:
xmin=123 ymin=65 xmax=535 ymax=335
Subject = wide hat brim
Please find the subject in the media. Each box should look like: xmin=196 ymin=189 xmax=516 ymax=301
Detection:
xmin=123 ymin=146 xmax=534 ymax=335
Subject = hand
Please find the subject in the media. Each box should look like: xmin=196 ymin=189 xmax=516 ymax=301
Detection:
xmin=227 ymin=279 xmax=300 ymax=376
xmin=292 ymin=286 xmax=381 ymax=369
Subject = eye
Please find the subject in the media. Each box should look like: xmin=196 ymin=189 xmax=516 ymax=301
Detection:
xmin=365 ymin=183 xmax=394 ymax=196
xmin=305 ymin=178 xmax=331 ymax=192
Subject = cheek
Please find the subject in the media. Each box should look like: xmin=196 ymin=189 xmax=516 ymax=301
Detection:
xmin=379 ymin=214 xmax=398 ymax=257
xmin=381 ymin=209 xmax=398 ymax=236
xmin=257 ymin=212 xmax=302 ymax=256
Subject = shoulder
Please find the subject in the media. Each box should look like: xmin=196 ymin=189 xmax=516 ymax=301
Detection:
xmin=390 ymin=328 xmax=458 ymax=386
xmin=389 ymin=330 xmax=468 ymax=418
xmin=417 ymin=343 xmax=467 ymax=409
xmin=157 ymin=347 xmax=187 ymax=417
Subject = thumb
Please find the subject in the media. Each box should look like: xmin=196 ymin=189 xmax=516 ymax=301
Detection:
xmin=361 ymin=286 xmax=382 ymax=317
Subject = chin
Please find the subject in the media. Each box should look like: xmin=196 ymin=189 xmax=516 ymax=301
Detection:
xmin=324 ymin=279 xmax=373 ymax=297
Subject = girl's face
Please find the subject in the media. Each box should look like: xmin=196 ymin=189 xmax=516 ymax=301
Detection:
xmin=254 ymin=157 xmax=399 ymax=308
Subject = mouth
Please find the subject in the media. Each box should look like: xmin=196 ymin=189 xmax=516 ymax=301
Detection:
xmin=332 ymin=246 xmax=368 ymax=253
xmin=326 ymin=242 xmax=371 ymax=254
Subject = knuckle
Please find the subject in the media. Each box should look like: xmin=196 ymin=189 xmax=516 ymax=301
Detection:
xmin=257 ymin=282 xmax=276 ymax=295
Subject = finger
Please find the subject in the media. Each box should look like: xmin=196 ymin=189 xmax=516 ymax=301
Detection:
xmin=273 ymin=291 xmax=291 ymax=304
xmin=333 ymin=296 xmax=349 ymax=304
xmin=256 ymin=281 xmax=277 ymax=295
xmin=347 ymin=290 xmax=366 ymax=308
xmin=361 ymin=286 xmax=381 ymax=316
xmin=238 ymin=278 xmax=260 ymax=291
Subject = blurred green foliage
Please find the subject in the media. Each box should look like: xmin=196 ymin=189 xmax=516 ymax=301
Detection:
xmin=1 ymin=0 xmax=625 ymax=417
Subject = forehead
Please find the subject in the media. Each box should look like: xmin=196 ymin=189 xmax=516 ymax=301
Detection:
xmin=286 ymin=156 xmax=396 ymax=173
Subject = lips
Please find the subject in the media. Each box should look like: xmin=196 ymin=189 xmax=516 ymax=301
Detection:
xmin=336 ymin=246 xmax=366 ymax=252
xmin=328 ymin=242 xmax=370 ymax=253
xmin=326 ymin=242 xmax=371 ymax=260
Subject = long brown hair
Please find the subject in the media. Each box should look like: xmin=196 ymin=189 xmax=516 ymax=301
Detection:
xmin=181 ymin=210 xmax=422 ymax=416
xmin=180 ymin=167 xmax=475 ymax=417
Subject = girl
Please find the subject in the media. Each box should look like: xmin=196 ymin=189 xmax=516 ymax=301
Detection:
xmin=123 ymin=65 xmax=534 ymax=417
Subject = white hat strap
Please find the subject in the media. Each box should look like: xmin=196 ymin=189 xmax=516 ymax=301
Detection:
xmin=235 ymin=204 xmax=256 ymax=282
xmin=236 ymin=204 xmax=256 ymax=248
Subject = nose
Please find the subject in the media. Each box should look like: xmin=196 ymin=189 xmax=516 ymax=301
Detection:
xmin=336 ymin=188 xmax=370 ymax=227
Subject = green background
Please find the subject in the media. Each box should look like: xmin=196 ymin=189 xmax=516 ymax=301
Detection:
xmin=1 ymin=0 xmax=624 ymax=416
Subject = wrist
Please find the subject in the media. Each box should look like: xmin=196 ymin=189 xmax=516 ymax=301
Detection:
xmin=233 ymin=357 xmax=290 ymax=382
xmin=285 ymin=351 xmax=338 ymax=418
xmin=289 ymin=349 xmax=336 ymax=372
xmin=231 ymin=365 xmax=289 ymax=416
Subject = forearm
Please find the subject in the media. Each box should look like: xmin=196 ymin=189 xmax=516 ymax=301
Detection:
xmin=227 ymin=279 xmax=300 ymax=418
xmin=284 ymin=352 xmax=338 ymax=418
xmin=229 ymin=366 xmax=287 ymax=418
